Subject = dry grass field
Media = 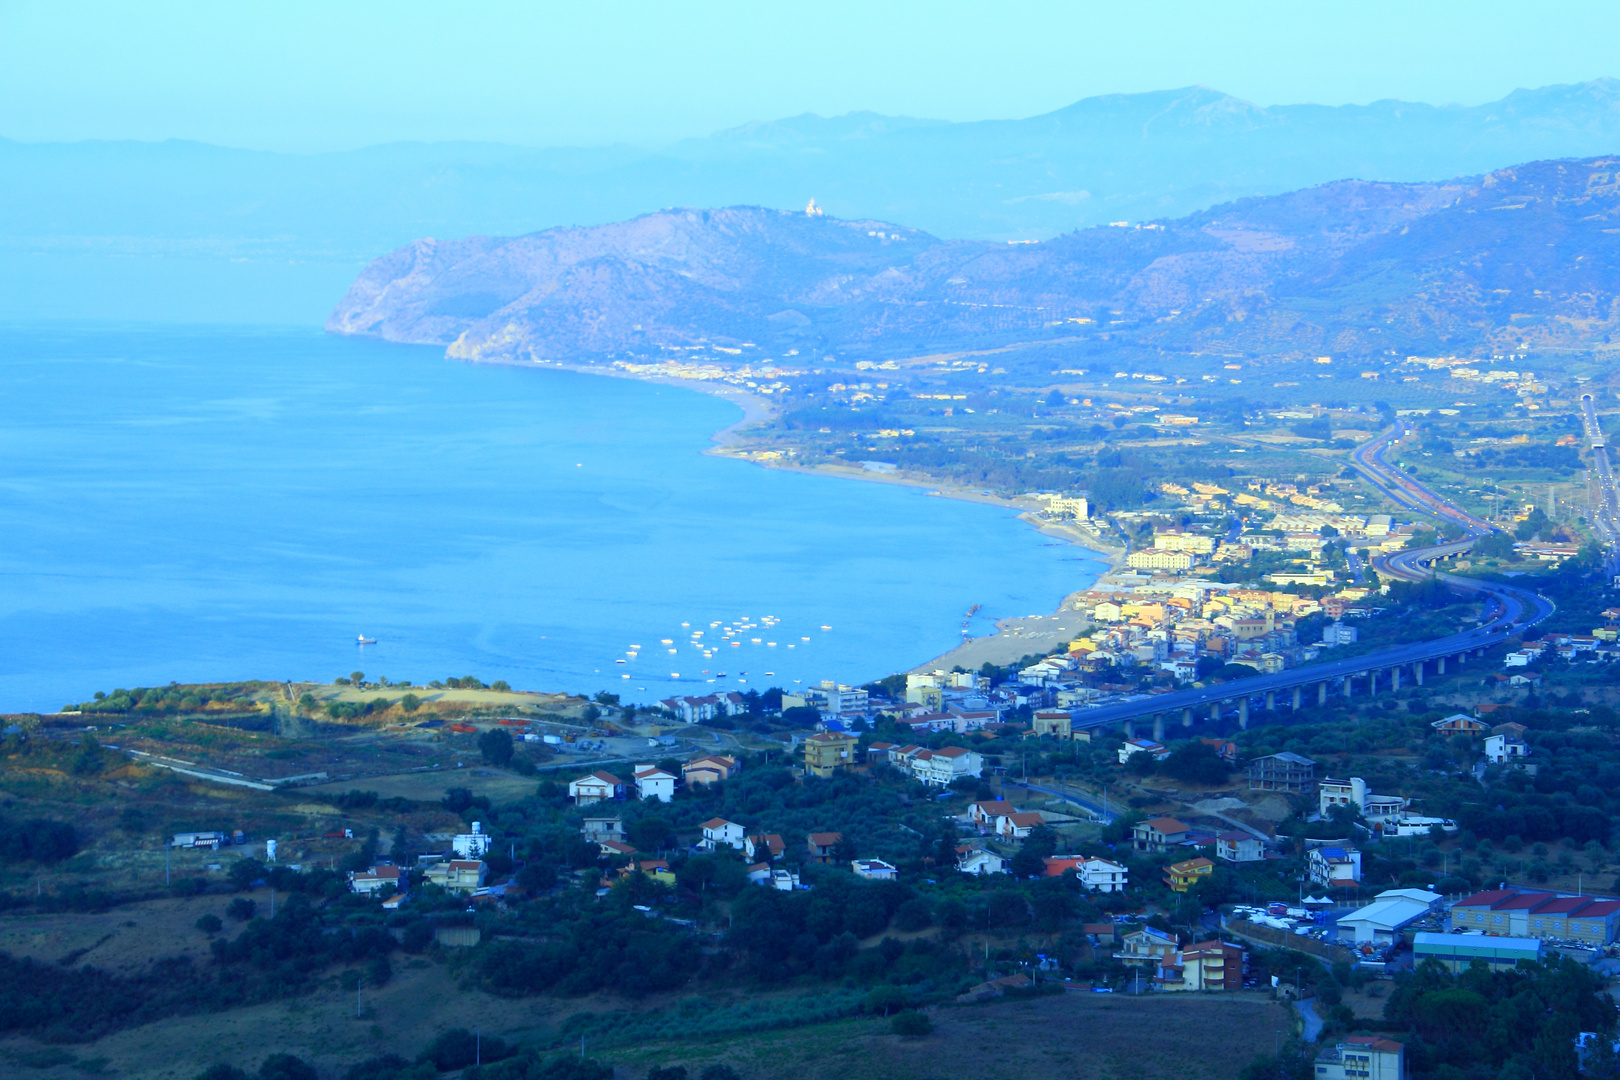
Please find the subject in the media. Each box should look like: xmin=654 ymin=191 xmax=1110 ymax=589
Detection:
xmin=0 ymin=971 xmax=1291 ymax=1080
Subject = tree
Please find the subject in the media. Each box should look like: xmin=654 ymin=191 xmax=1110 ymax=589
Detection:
xmin=478 ymin=729 xmax=514 ymax=767
xmin=350 ymin=671 xmax=364 ymax=685
xmin=399 ymin=693 xmax=421 ymax=713
xmin=629 ymin=817 xmax=672 ymax=851
xmin=227 ymin=897 xmax=256 ymax=921
xmin=195 ymin=914 xmax=223 ymax=934
xmin=1163 ymin=741 xmax=1230 ymax=786
xmin=891 ymin=1010 xmax=934 ymax=1037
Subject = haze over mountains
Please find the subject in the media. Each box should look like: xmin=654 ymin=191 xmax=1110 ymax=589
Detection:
xmin=330 ymin=156 xmax=1620 ymax=366
xmin=7 ymin=80 xmax=1620 ymax=323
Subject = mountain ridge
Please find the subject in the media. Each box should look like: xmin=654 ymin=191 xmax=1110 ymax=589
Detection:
xmin=327 ymin=154 xmax=1620 ymax=367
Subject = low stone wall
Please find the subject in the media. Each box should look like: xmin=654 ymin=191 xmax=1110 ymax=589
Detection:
xmin=1222 ymin=918 xmax=1356 ymax=964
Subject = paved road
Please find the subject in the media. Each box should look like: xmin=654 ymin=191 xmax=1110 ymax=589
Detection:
xmin=1581 ymin=393 xmax=1620 ymax=573
xmin=1070 ymin=426 xmax=1554 ymax=733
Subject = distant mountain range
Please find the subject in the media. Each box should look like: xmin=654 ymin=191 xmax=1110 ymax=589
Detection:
xmin=9 ymin=79 xmax=1620 ymax=323
xmin=7 ymin=80 xmax=1620 ymax=255
xmin=329 ymin=155 xmax=1620 ymax=365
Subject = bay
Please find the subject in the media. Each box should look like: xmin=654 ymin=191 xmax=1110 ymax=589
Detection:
xmin=0 ymin=325 xmax=1101 ymax=712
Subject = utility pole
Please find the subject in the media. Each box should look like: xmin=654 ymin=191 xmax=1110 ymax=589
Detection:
xmin=357 ymin=975 xmax=363 ymax=1018
xmin=476 ymin=1027 xmax=481 ymax=1067
xmin=165 ymin=844 xmax=170 ymax=885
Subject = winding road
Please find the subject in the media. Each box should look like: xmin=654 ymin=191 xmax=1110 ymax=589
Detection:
xmin=1069 ymin=427 xmax=1554 ymax=739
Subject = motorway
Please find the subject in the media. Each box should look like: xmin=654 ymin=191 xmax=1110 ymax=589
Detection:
xmin=1070 ymin=426 xmax=1554 ymax=736
xmin=1581 ymin=393 xmax=1620 ymax=573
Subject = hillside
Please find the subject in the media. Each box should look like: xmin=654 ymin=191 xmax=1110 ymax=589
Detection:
xmin=329 ymin=156 xmax=1620 ymax=365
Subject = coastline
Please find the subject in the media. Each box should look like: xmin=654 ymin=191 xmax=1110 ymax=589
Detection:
xmin=471 ymin=353 xmax=1126 ymax=682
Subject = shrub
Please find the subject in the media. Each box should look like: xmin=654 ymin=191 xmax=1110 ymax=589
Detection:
xmin=226 ymin=897 xmax=256 ymax=921
xmin=195 ymin=914 xmax=223 ymax=934
xmin=196 ymin=1067 xmax=250 ymax=1080
xmin=258 ymin=1055 xmax=318 ymax=1080
xmin=891 ymin=1010 xmax=934 ymax=1037
xmin=418 ymin=1028 xmax=511 ymax=1071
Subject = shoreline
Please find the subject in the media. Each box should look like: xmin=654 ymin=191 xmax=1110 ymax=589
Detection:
xmin=464 ymin=353 xmax=1126 ymax=682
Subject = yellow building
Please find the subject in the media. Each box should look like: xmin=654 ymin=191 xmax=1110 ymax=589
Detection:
xmin=803 ymin=732 xmax=859 ymax=778
xmin=1163 ymin=857 xmax=1215 ymax=893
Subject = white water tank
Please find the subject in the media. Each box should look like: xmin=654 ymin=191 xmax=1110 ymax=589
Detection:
xmin=266 ymin=838 xmax=277 ymax=862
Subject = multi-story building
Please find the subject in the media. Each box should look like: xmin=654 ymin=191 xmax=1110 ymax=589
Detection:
xmin=1078 ymin=857 xmax=1129 ymax=892
xmin=911 ymin=745 xmax=983 ymax=786
xmin=802 ymin=731 xmax=859 ymax=778
xmin=1163 ymin=857 xmax=1215 ymax=892
xmin=633 ymin=764 xmax=677 ymax=802
xmin=1247 ymin=752 xmax=1316 ymax=793
xmin=1315 ymin=1038 xmax=1406 ymax=1080
xmin=1308 ymin=846 xmax=1362 ymax=888
xmin=1215 ymin=831 xmax=1266 ymax=863
xmin=1127 ymin=549 xmax=1194 ymax=571
xmin=1132 ymin=816 xmax=1191 ymax=852
xmin=1159 ymin=939 xmax=1246 ymax=991
xmin=1319 ymin=777 xmax=1407 ymax=825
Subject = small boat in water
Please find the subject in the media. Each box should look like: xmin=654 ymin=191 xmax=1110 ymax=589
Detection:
xmin=357 ymin=635 xmax=377 ymax=645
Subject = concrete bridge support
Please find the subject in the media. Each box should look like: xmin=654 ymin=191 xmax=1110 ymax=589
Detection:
xmin=1292 ymin=685 xmax=1303 ymax=710
xmin=1210 ymin=702 xmax=1222 ymax=723
xmin=1153 ymin=714 xmax=1165 ymax=742
xmin=1182 ymin=708 xmax=1194 ymax=728
xmin=1344 ymin=673 xmax=1354 ymax=700
xmin=1239 ymin=697 xmax=1250 ymax=729
xmin=1437 ymin=656 xmax=1447 ymax=675
xmin=1318 ymin=682 xmax=1328 ymax=707
xmin=1265 ymin=690 xmax=1276 ymax=711
xmin=1414 ymin=661 xmax=1425 ymax=686
xmin=1124 ymin=718 xmax=1135 ymax=740
xmin=1391 ymin=666 xmax=1401 ymax=691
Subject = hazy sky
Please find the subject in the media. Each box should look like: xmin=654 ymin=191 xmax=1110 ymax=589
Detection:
xmin=3 ymin=0 xmax=1618 ymax=152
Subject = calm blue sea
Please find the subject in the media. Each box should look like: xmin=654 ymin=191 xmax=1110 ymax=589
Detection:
xmin=0 ymin=325 xmax=1101 ymax=712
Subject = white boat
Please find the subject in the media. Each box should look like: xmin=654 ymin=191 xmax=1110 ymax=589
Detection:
xmin=357 ymin=635 xmax=377 ymax=645
xmin=615 ymin=659 xmax=626 ymax=664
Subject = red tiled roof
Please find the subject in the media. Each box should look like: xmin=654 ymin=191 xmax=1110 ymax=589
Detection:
xmin=1347 ymin=1036 xmax=1405 ymax=1053
xmin=808 ymin=832 xmax=842 ymax=846
xmin=1496 ymin=892 xmax=1556 ymax=911
xmin=1004 ymin=812 xmax=1044 ymax=827
xmin=1454 ymin=889 xmax=1519 ymax=909
xmin=935 ymin=746 xmax=972 ymax=758
xmin=701 ymin=818 xmax=736 ymax=831
xmin=1142 ymin=816 xmax=1190 ymax=833
xmin=1572 ymin=900 xmax=1620 ymax=918
xmin=1530 ymin=896 xmax=1592 ymax=914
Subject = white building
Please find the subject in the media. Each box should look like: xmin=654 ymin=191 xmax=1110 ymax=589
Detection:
xmin=700 ymin=817 xmax=745 ymax=851
xmin=852 ymin=858 xmax=898 ymax=880
xmin=912 ymin=745 xmax=983 ymax=786
xmin=1118 ymin=738 xmax=1170 ymax=765
xmin=453 ymin=822 xmax=492 ymax=859
xmin=1318 ymin=777 xmax=1407 ymax=825
xmin=1078 ymin=857 xmax=1129 ymax=893
xmin=348 ymin=864 xmax=402 ymax=895
xmin=1333 ymin=890 xmax=1439 ymax=945
xmin=1321 ymin=621 xmax=1359 ymax=646
xmin=633 ymin=764 xmax=677 ymax=802
xmin=1484 ymin=733 xmax=1530 ymax=764
xmin=957 ymin=847 xmax=1007 ymax=875
xmin=824 ymin=684 xmax=870 ymax=717
xmin=568 ymin=771 xmax=623 ymax=804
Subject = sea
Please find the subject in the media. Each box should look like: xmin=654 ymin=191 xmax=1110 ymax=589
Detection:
xmin=0 ymin=324 xmax=1103 ymax=713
